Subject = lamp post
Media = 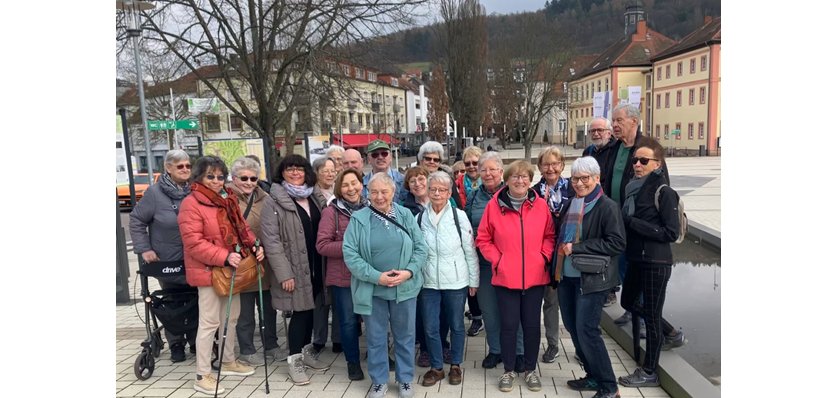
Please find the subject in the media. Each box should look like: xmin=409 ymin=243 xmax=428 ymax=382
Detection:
xmin=117 ymin=0 xmax=156 ymax=182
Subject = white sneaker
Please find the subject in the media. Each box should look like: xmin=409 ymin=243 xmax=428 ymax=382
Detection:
xmin=288 ymin=353 xmax=311 ymax=385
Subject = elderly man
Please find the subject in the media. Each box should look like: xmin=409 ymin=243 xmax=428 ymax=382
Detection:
xmin=582 ymin=117 xmax=618 ymax=171
xmin=363 ymin=140 xmax=406 ymax=203
xmin=342 ymin=149 xmax=364 ymax=173
xmin=326 ymin=145 xmax=346 ymax=174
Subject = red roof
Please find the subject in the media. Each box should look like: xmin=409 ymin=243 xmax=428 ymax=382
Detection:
xmin=333 ymin=134 xmax=398 ymax=149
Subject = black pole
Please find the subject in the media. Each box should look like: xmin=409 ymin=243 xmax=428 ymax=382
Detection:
xmin=119 ymin=108 xmax=138 ymax=208
xmin=303 ymin=132 xmax=311 ymax=162
xmin=262 ymin=135 xmax=272 ymax=182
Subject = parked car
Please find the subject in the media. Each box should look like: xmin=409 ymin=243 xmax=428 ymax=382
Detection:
xmin=117 ymin=173 xmax=160 ymax=210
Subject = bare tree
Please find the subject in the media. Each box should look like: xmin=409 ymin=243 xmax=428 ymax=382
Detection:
xmin=130 ymin=0 xmax=426 ymax=178
xmin=427 ymin=64 xmax=449 ymax=142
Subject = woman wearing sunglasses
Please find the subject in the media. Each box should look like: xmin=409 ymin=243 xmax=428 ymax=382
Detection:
xmin=617 ymin=137 xmax=681 ymax=389
xmin=178 ymin=155 xmax=264 ymax=395
xmin=129 ymin=149 xmax=197 ymax=363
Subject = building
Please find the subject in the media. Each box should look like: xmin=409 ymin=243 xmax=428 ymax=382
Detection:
xmin=650 ymin=16 xmax=721 ymax=155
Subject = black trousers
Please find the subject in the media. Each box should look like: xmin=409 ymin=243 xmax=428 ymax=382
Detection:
xmin=157 ymin=279 xmax=197 ymax=349
xmin=620 ymin=263 xmax=672 ymax=373
xmin=467 ymin=294 xmax=482 ymax=318
xmin=495 ymin=285 xmax=545 ymax=373
xmin=288 ymin=309 xmax=314 ymax=355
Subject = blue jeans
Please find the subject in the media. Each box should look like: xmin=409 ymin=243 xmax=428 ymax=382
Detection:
xmin=557 ymin=277 xmax=617 ymax=394
xmin=477 ymin=265 xmax=524 ymax=355
xmin=363 ymin=296 xmax=416 ymax=384
xmin=419 ymin=288 xmax=467 ymax=369
xmin=330 ymin=286 xmax=360 ymax=364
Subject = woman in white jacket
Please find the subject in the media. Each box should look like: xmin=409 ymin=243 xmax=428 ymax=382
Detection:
xmin=416 ymin=171 xmax=479 ymax=387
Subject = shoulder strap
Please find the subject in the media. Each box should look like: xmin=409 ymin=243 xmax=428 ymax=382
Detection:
xmin=654 ymin=184 xmax=666 ymax=210
xmin=243 ymin=191 xmax=256 ymax=219
xmin=417 ymin=208 xmax=425 ymax=227
xmin=452 ymin=207 xmax=463 ymax=245
xmin=369 ymin=205 xmax=412 ymax=239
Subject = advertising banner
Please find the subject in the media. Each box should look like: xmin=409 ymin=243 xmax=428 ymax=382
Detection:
xmin=203 ymin=139 xmax=268 ymax=180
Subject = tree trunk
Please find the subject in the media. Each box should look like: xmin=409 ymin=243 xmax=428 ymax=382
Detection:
xmin=524 ymin=141 xmax=532 ymax=163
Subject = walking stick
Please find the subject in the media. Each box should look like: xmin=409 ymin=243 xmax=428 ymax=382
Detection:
xmin=215 ymin=264 xmax=238 ymax=398
xmin=254 ymin=240 xmax=270 ymax=393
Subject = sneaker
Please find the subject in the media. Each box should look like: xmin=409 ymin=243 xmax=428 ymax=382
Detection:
xmin=302 ymin=343 xmax=331 ymax=371
xmin=239 ymin=352 xmax=263 ymax=367
xmin=662 ymin=329 xmax=687 ymax=351
xmin=514 ymin=355 xmax=525 ymax=373
xmin=541 ymin=344 xmax=560 ymax=363
xmin=398 ymin=382 xmax=415 ymax=398
xmin=618 ymin=368 xmax=660 ymax=387
xmin=467 ymin=319 xmax=484 ymax=336
xmin=311 ymin=343 xmax=326 ymax=355
xmin=443 ymin=347 xmax=452 ymax=364
xmin=367 ymin=383 xmax=388 ymax=398
xmin=170 ymin=343 xmax=186 ymax=363
xmin=332 ymin=343 xmax=343 ymax=353
xmin=194 ymin=373 xmax=224 ymax=395
xmin=567 ymin=375 xmax=599 ymax=391
xmin=498 ymin=371 xmax=516 ymax=392
xmin=448 ymin=365 xmax=463 ymax=385
xmin=417 ymin=350 xmax=431 ymax=367
xmin=422 ymin=368 xmax=445 ymax=386
xmin=614 ymin=311 xmax=631 ymax=326
xmin=592 ymin=390 xmax=621 ymax=398
xmin=288 ymin=353 xmax=311 ymax=385
xmin=524 ymin=371 xmax=541 ymax=391
xmin=221 ymin=359 xmax=256 ymax=376
xmin=348 ymin=362 xmax=365 ymax=381
xmin=604 ymin=292 xmax=617 ymax=307
xmin=265 ymin=347 xmax=288 ymax=362
xmin=482 ymin=353 xmax=502 ymax=369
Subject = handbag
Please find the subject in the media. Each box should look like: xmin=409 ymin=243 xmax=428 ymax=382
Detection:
xmin=570 ymin=254 xmax=610 ymax=274
xmin=210 ymin=191 xmax=262 ymax=296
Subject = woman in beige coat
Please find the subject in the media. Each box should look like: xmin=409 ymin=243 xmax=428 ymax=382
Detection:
xmin=260 ymin=154 xmax=329 ymax=386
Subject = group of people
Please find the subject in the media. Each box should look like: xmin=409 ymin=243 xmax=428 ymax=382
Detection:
xmin=128 ymin=103 xmax=684 ymax=398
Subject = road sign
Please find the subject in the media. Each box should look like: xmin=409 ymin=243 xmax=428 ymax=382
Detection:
xmin=672 ymin=129 xmax=681 ymax=136
xmin=175 ymin=119 xmax=200 ymax=130
xmin=147 ymin=119 xmax=200 ymax=131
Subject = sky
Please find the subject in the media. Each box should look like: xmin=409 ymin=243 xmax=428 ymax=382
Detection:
xmin=480 ymin=0 xmax=544 ymax=14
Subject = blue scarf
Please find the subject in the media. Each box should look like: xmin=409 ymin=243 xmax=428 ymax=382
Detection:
xmin=282 ymin=181 xmax=314 ymax=199
xmin=555 ymin=184 xmax=603 ymax=281
xmin=463 ymin=174 xmax=480 ymax=199
xmin=539 ymin=177 xmax=570 ymax=215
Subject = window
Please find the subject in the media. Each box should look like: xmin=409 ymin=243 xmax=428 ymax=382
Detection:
xmin=605 ymin=78 xmax=609 ymax=91
xmin=646 ymin=74 xmax=651 ymax=88
xmin=664 ymin=124 xmax=669 ymax=139
xmin=690 ymin=58 xmax=696 ymax=74
xmin=701 ymin=55 xmax=708 ymax=71
xmin=656 ymin=94 xmax=661 ymax=109
xmin=699 ymin=122 xmax=705 ymax=139
xmin=230 ymin=115 xmax=242 ymax=131
xmin=656 ymin=125 xmax=660 ymax=139
xmin=676 ymin=90 xmax=682 ymax=107
xmin=677 ymin=62 xmax=682 ymax=76
xmin=597 ymin=80 xmax=601 ymax=92
xmin=205 ymin=115 xmax=220 ymax=132
xmin=657 ymin=67 xmax=662 ymax=81
xmin=688 ymin=123 xmax=694 ymax=139
xmin=341 ymin=64 xmax=350 ymax=76
xmin=355 ymin=67 xmax=363 ymax=79
xmin=700 ymin=87 xmax=706 ymax=104
xmin=689 ymin=89 xmax=695 ymax=105
xmin=367 ymin=71 xmax=376 ymax=81
xmin=675 ymin=122 xmax=682 ymax=140
xmin=665 ymin=92 xmax=670 ymax=108
xmin=666 ymin=65 xmax=670 ymax=79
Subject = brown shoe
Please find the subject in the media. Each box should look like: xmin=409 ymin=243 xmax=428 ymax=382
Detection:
xmin=448 ymin=365 xmax=463 ymax=385
xmin=422 ymin=368 xmax=445 ymax=386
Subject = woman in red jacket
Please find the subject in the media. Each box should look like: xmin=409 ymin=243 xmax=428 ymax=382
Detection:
xmin=178 ymin=155 xmax=265 ymax=395
xmin=475 ymin=160 xmax=555 ymax=393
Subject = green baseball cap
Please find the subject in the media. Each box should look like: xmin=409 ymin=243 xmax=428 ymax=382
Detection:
xmin=366 ymin=139 xmax=390 ymax=153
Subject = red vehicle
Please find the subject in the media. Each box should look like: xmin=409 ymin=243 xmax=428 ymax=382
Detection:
xmin=117 ymin=173 xmax=160 ymax=210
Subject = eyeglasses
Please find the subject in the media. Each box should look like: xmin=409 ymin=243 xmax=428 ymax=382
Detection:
xmin=238 ymin=176 xmax=258 ymax=182
xmin=454 ymin=170 xmax=466 ymax=175
xmin=589 ymin=128 xmax=608 ymax=134
xmin=370 ymin=151 xmax=389 ymax=159
xmin=408 ymin=177 xmax=427 ymax=186
xmin=175 ymin=163 xmax=192 ymax=170
xmin=285 ymin=166 xmax=305 ymax=174
xmin=571 ymin=175 xmax=593 ymax=184
xmin=205 ymin=174 xmax=226 ymax=181
xmin=510 ymin=174 xmax=530 ymax=181
xmin=541 ymin=162 xmax=562 ymax=169
xmin=631 ymin=157 xmax=659 ymax=166
xmin=429 ymin=187 xmax=449 ymax=194
xmin=423 ymin=156 xmax=441 ymax=163
xmin=464 ymin=161 xmax=478 ymax=167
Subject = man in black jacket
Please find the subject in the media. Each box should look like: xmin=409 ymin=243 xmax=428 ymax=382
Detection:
xmin=582 ymin=117 xmax=618 ymax=185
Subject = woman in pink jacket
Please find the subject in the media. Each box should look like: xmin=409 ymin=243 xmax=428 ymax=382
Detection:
xmin=475 ymin=160 xmax=555 ymax=393
xmin=178 ymin=155 xmax=265 ymax=395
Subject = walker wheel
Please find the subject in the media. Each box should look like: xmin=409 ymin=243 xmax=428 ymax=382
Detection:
xmin=134 ymin=349 xmax=156 ymax=380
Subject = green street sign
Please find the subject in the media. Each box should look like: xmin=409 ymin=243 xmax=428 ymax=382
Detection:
xmin=176 ymin=119 xmax=200 ymax=130
xmin=147 ymin=119 xmax=200 ymax=131
xmin=671 ymin=129 xmax=681 ymax=136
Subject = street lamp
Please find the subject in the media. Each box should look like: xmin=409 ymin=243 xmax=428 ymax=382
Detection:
xmin=117 ymin=0 xmax=156 ymax=182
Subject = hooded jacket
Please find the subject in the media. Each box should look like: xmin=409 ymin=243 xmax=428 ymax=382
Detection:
xmin=316 ymin=200 xmax=357 ymax=288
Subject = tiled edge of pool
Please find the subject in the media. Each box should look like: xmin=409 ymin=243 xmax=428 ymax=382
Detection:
xmin=601 ymin=305 xmax=721 ymax=398
xmin=688 ymin=220 xmax=721 ymax=251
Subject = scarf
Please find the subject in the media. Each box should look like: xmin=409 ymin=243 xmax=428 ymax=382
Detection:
xmin=463 ymin=174 xmax=480 ymax=200
xmin=622 ymin=169 xmax=660 ymax=218
xmin=371 ymin=205 xmax=397 ymax=226
xmin=282 ymin=181 xmax=314 ymax=199
xmin=159 ymin=172 xmax=190 ymax=200
xmin=555 ymin=184 xmax=604 ymax=280
xmin=190 ymin=182 xmax=252 ymax=257
xmin=538 ymin=177 xmax=570 ymax=215
xmin=336 ymin=197 xmax=368 ymax=215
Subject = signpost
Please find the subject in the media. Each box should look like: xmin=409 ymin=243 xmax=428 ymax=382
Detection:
xmin=670 ymin=129 xmax=681 ymax=157
xmin=147 ymin=119 xmax=200 ymax=131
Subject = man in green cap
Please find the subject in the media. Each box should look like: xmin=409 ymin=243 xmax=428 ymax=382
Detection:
xmin=362 ymin=139 xmax=406 ymax=203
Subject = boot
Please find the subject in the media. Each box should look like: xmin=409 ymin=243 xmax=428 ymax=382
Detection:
xmin=287 ymin=353 xmax=311 ymax=386
xmin=302 ymin=343 xmax=331 ymax=371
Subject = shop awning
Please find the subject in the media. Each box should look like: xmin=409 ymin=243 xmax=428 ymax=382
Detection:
xmin=333 ymin=133 xmax=399 ymax=149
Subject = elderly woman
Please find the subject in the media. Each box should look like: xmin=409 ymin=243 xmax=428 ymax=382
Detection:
xmin=555 ymin=157 xmax=625 ymax=398
xmin=225 ymin=156 xmax=279 ymax=367
xmin=464 ymin=151 xmax=523 ymax=371
xmin=325 ymin=145 xmax=346 ymax=174
xmin=260 ymin=154 xmax=330 ymax=386
xmin=455 ymin=146 xmax=484 ymax=337
xmin=178 ymin=155 xmax=263 ymax=395
xmin=475 ymin=160 xmax=555 ymax=393
xmin=401 ymin=166 xmax=430 ymax=216
xmin=343 ymin=172 xmax=428 ymax=398
xmin=617 ymin=137 xmax=681 ymax=389
xmin=313 ymin=157 xmax=338 ymax=205
xmin=417 ymin=171 xmax=479 ymax=387
xmin=418 ymin=141 xmax=462 ymax=208
xmin=316 ymin=168 xmax=368 ymax=381
xmin=129 ymin=149 xmax=196 ymax=363
xmin=532 ymin=146 xmax=575 ymax=364
xmin=452 ymin=161 xmax=465 ymax=180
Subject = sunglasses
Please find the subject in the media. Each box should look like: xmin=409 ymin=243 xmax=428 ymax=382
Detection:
xmin=175 ymin=163 xmax=192 ymax=170
xmin=205 ymin=174 xmax=226 ymax=181
xmin=370 ymin=151 xmax=389 ymax=159
xmin=464 ymin=161 xmax=478 ymax=167
xmin=631 ymin=157 xmax=659 ymax=166
xmin=423 ymin=156 xmax=441 ymax=163
xmin=238 ymin=176 xmax=258 ymax=182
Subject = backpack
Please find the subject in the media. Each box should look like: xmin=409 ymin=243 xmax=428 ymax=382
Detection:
xmin=654 ymin=184 xmax=687 ymax=244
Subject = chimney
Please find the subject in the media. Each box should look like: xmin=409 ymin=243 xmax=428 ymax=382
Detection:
xmin=633 ymin=20 xmax=647 ymax=40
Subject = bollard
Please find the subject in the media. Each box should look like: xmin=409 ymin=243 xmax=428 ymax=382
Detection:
xmin=116 ymin=200 xmax=131 ymax=303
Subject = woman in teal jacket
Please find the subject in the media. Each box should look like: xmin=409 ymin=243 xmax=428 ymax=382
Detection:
xmin=343 ymin=172 xmax=428 ymax=398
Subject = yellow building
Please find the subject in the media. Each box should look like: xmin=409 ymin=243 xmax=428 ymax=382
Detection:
xmin=650 ymin=17 xmax=721 ymax=155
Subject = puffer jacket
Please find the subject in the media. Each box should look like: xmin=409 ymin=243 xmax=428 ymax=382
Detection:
xmin=178 ymin=187 xmax=257 ymax=287
xmin=623 ymin=170 xmax=680 ymax=266
xmin=260 ymin=183 xmax=327 ymax=311
xmin=417 ymin=202 xmax=479 ymax=290
xmin=475 ymin=186 xmax=556 ymax=290
xmin=227 ymin=183 xmax=270 ymax=292
xmin=464 ymin=182 xmax=505 ymax=268
xmin=316 ymin=200 xmax=355 ymax=288
xmin=129 ymin=182 xmax=186 ymax=262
